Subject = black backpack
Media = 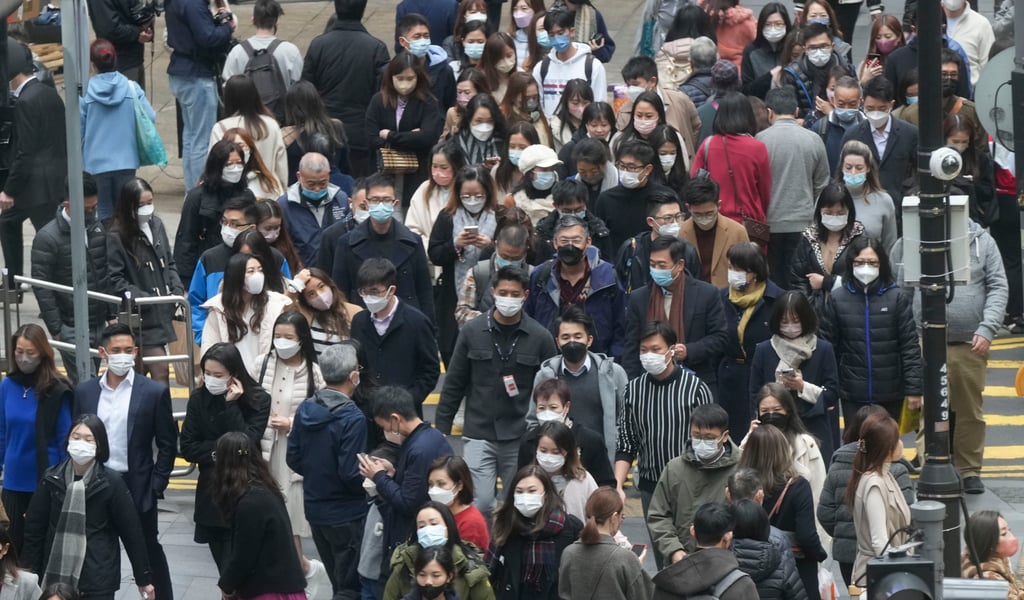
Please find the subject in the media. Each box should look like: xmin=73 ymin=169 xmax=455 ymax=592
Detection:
xmin=241 ymin=39 xmax=287 ymax=119
xmin=685 ymin=568 xmax=750 ymax=600
xmin=540 ymin=53 xmax=595 ymax=87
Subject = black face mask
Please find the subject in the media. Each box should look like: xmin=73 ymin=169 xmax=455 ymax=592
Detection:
xmin=561 ymin=341 xmax=588 ymax=363
xmin=759 ymin=411 xmax=788 ymax=429
xmin=557 ymin=244 xmax=584 ymax=266
xmin=418 ymin=584 xmax=446 ymax=600
xmin=941 ymin=80 xmax=957 ymax=98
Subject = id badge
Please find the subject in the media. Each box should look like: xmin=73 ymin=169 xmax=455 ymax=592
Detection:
xmin=503 ymin=374 xmax=519 ymax=397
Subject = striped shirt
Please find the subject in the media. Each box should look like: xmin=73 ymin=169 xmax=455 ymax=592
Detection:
xmin=311 ymin=317 xmax=343 ymax=357
xmin=615 ymin=365 xmax=713 ymax=492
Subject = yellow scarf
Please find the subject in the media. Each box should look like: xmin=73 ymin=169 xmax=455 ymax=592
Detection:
xmin=729 ymin=281 xmax=766 ymax=355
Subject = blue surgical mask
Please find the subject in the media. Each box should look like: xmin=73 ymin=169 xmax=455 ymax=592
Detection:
xmin=417 ymin=524 xmax=448 ymax=548
xmin=508 ymin=149 xmax=523 ymax=166
xmin=650 ymin=267 xmax=676 ymax=288
xmin=906 ymin=95 xmax=919 ymax=105
xmin=833 ymin=108 xmax=859 ymax=123
xmin=843 ymin=172 xmax=867 ymax=188
xmin=495 ymin=255 xmax=525 ymax=270
xmin=464 ymin=42 xmax=485 ymax=60
xmin=408 ymin=38 xmax=431 ymax=58
xmin=301 ymin=187 xmax=330 ymax=202
xmin=536 ymin=30 xmax=552 ymax=48
xmin=551 ymin=34 xmax=572 ymax=53
xmin=369 ymin=202 xmax=395 ymax=223
xmin=533 ymin=171 xmax=557 ymax=191
xmin=809 ymin=17 xmax=830 ymax=26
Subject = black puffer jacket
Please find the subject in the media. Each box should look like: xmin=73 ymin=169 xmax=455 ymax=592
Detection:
xmin=788 ymin=222 xmax=864 ymax=313
xmin=107 ymin=215 xmax=185 ymax=346
xmin=817 ymin=442 xmax=915 ymax=564
xmin=173 ymin=181 xmax=254 ymax=285
xmin=30 ymin=209 xmax=114 ymax=337
xmin=820 ymin=279 xmax=922 ymax=404
xmin=732 ymin=537 xmax=808 ymax=600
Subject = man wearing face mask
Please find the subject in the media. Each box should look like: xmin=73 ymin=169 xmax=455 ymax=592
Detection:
xmin=566 ymin=138 xmax=619 ymax=206
xmin=778 ymin=24 xmax=854 ymax=125
xmin=615 ymin=57 xmax=700 ymax=162
xmin=73 ymin=324 xmax=178 ymax=600
xmin=811 ymin=76 xmax=865 ymax=173
xmin=317 ymin=179 xmax=368 ymax=272
xmin=329 ymin=174 xmax=436 ymax=322
xmin=679 ymin=177 xmax=749 ymax=288
xmin=278 ymin=152 xmax=352 ymax=267
xmin=287 ymin=343 xmax=368 ymax=600
xmin=942 ymin=0 xmax=993 ymax=87
xmin=31 ymin=173 xmax=116 ymax=384
xmin=456 ymin=223 xmax=532 ymax=326
xmin=535 ymin=179 xmax=613 ymax=264
xmin=533 ymin=9 xmax=608 ymax=116
xmin=395 ymin=13 xmax=456 ymax=111
xmin=359 ymin=386 xmax=452 ymax=578
xmin=647 ymin=404 xmax=740 ymax=567
xmin=350 ymin=259 xmax=440 ymax=418
xmin=896 ymin=50 xmax=986 ymax=152
xmin=617 ymin=192 xmax=703 ymax=298
xmin=757 ymin=88 xmax=831 ymax=287
xmin=525 ymin=214 xmax=624 ymax=358
xmin=594 ymin=140 xmax=675 ymax=252
xmin=840 ymin=76 xmax=919 ymax=214
xmin=437 ymin=267 xmax=558 ymax=518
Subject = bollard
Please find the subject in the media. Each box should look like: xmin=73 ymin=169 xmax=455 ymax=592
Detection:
xmin=913 ymin=500 xmax=947 ymax=599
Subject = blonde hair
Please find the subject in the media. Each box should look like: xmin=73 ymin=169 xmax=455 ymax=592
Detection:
xmin=838 ymin=139 xmax=885 ymax=197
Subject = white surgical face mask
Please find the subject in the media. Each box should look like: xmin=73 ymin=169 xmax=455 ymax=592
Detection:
xmin=692 ymin=438 xmax=722 ymax=463
xmin=221 ymin=225 xmax=243 ymax=248
xmin=536 ymin=409 xmax=564 ymax=423
xmin=536 ymin=451 xmax=566 ymax=473
xmin=245 ymin=272 xmax=265 ymax=295
xmin=67 ymin=439 xmax=97 ymax=465
xmin=821 ymin=213 xmax=848 ymax=232
xmin=470 ymin=123 xmax=495 ymax=141
xmin=362 ymin=291 xmax=391 ymax=314
xmin=274 ymin=338 xmax=301 ymax=359
xmin=137 ymin=203 xmax=155 ymax=225
xmin=106 ymin=353 xmax=135 ymax=377
xmin=865 ymin=110 xmax=889 ymax=129
xmin=807 ymin=48 xmax=832 ymax=68
xmin=727 ymin=269 xmax=749 ymax=290
xmin=513 ymin=492 xmax=544 ymax=517
xmin=659 ymin=154 xmax=677 ymax=172
xmin=639 ymin=351 xmax=669 ymax=376
xmin=462 ymin=196 xmax=486 ymax=213
xmin=693 ymin=214 xmax=717 ymax=231
xmin=205 ymin=375 xmax=230 ymax=396
xmin=619 ymin=170 xmax=643 ymax=189
xmin=763 ymin=26 xmax=787 ymax=42
xmin=428 ymin=486 xmax=456 ymax=505
xmin=494 ymin=296 xmax=524 ymax=317
xmin=854 ymin=264 xmax=880 ymax=285
xmin=658 ymin=222 xmax=680 ymax=239
xmin=222 ymin=164 xmax=244 ymax=184
xmin=353 ymin=208 xmax=370 ymax=224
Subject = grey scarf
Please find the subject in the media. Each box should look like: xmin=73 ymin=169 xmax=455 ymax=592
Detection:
xmin=43 ymin=461 xmax=95 ymax=589
xmin=451 ymin=207 xmax=496 ymax=293
xmin=770 ymin=333 xmax=817 ymax=372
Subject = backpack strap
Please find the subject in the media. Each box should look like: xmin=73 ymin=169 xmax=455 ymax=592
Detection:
xmin=711 ymin=568 xmax=749 ymax=598
xmin=534 ymin=261 xmax=554 ymax=296
xmin=473 ymin=260 xmax=493 ymax=306
xmin=540 ymin=55 xmax=552 ymax=85
xmin=584 ymin=54 xmax=594 ymax=84
xmin=258 ymin=352 xmax=272 ymax=385
xmin=951 ymin=97 xmax=964 ymax=114
xmin=266 ymin=38 xmax=282 ymax=56
xmin=240 ymin=39 xmax=256 ymax=58
xmin=783 ymin=66 xmax=814 ymax=114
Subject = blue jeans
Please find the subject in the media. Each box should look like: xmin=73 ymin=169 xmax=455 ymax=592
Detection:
xmin=168 ymin=74 xmax=217 ymax=190
xmin=94 ymin=169 xmax=136 ymax=220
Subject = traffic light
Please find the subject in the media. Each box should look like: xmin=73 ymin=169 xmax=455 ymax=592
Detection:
xmin=866 ymin=554 xmax=935 ymax=599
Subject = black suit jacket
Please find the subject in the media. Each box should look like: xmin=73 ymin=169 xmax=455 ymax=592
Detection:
xmin=622 ymin=279 xmax=729 ymax=383
xmin=4 ymin=78 xmax=68 ymax=212
xmin=841 ymin=116 xmax=919 ymax=208
xmin=73 ymin=372 xmax=178 ymax=514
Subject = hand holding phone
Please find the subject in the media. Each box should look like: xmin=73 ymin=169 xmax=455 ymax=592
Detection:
xmin=631 ymin=544 xmax=647 ymax=557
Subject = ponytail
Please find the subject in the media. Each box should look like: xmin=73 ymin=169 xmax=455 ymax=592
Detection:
xmin=580 ymin=515 xmax=602 ymax=544
xmin=579 ymin=487 xmax=623 ymax=545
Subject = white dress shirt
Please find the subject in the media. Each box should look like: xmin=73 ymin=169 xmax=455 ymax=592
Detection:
xmin=97 ymin=368 xmax=135 ymax=473
xmin=872 ymin=115 xmax=893 ymax=163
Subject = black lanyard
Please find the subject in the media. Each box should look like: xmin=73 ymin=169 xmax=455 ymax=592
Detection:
xmin=488 ymin=314 xmax=521 ymax=363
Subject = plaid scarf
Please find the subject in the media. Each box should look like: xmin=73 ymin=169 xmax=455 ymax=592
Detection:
xmin=522 ymin=508 xmax=566 ymax=590
xmin=43 ymin=461 xmax=95 ymax=589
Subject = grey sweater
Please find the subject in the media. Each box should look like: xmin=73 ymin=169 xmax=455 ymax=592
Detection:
xmin=755 ymin=118 xmax=831 ymax=234
xmin=850 ymin=189 xmax=898 ymax=253
xmin=892 ymin=220 xmax=1008 ymax=342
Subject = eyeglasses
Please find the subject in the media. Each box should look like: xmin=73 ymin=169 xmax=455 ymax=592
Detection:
xmin=555 ymin=236 xmax=585 ymax=246
xmin=367 ymin=196 xmax=395 ymax=205
xmin=615 ymin=162 xmax=646 ymax=173
xmin=652 ymin=213 xmax=685 ymax=224
xmin=460 ymin=194 xmax=485 ymax=202
xmin=940 ymin=72 xmax=959 ymax=81
xmin=852 ymin=260 xmax=880 ymax=267
xmin=692 ymin=432 xmax=722 ymax=442
xmin=358 ymin=287 xmax=390 ymax=296
xmin=805 ymin=43 xmax=833 ymax=52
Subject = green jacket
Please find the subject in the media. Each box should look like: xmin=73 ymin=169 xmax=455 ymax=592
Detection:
xmin=383 ymin=541 xmax=495 ymax=600
xmin=647 ymin=440 xmax=741 ymax=558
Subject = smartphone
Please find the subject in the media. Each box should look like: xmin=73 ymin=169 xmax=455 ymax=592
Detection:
xmin=866 ymin=53 xmax=881 ymax=63
xmin=485 ymin=156 xmax=501 ymax=163
xmin=591 ymin=33 xmax=605 ymax=45
xmin=631 ymin=544 xmax=646 ymax=557
xmin=463 ymin=225 xmax=479 ymax=235
xmin=779 ymin=368 xmax=796 ymax=376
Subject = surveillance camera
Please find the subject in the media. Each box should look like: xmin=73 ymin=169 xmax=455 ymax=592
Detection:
xmin=930 ymin=147 xmax=963 ymax=181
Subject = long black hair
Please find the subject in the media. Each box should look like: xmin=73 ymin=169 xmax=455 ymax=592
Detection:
xmin=211 ymin=431 xmax=284 ymax=517
xmin=223 ymin=75 xmax=274 ymax=139
xmin=812 ymin=181 xmax=857 ymax=242
xmin=110 ymin=177 xmax=153 ymax=252
xmin=270 ymin=311 xmax=319 ymax=398
xmin=200 ymin=342 xmax=263 ymax=408
xmin=234 ymin=229 xmax=285 ymax=293
xmin=458 ymin=93 xmax=510 ymax=143
xmin=202 ymin=140 xmax=249 ymax=191
xmin=551 ymin=79 xmax=594 ymax=138
xmin=283 ymin=80 xmax=347 ymax=149
xmin=220 ymin=253 xmax=270 ymax=342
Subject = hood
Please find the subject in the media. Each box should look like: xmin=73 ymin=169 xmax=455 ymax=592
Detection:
xmin=548 ymin=42 xmax=593 ymax=65
xmin=86 ymin=72 xmax=131 ymax=106
xmin=653 ymin=548 xmax=741 ymax=596
xmin=683 ymin=439 xmax=742 ymax=470
xmin=426 ymin=44 xmax=449 ymax=67
xmin=718 ymin=5 xmax=755 ymax=26
xmin=658 ymin=38 xmax=692 ymax=60
xmin=968 ymin=219 xmax=985 ymax=242
xmin=287 ymin=181 xmax=341 ymax=204
xmin=298 ymin=389 xmax=354 ymax=428
xmin=733 ymin=538 xmax=781 ymax=582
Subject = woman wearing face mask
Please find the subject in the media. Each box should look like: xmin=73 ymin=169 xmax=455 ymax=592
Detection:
xmin=443 ymin=0 xmax=493 ymax=65
xmin=857 ymin=16 xmax=904 ymax=85
xmin=444 ymin=69 xmax=491 ymax=140
xmin=547 ymin=79 xmax=593 ymax=151
xmin=106 ymin=177 xmax=184 ymax=386
xmin=738 ymin=425 xmax=827 ymax=600
xmin=175 ymin=140 xmax=256 ymax=285
xmin=367 ymin=53 xmax=445 ymax=209
xmin=289 ymin=267 xmax=359 ymax=355
xmin=234 ymin=228 xmax=291 ymax=295
xmin=558 ymin=487 xmax=653 ymax=600
xmin=255 ymin=312 xmax=325 ymax=586
xmin=500 ymin=73 xmax=552 ymax=149
xmin=282 ymin=81 xmax=351 ymax=187
xmin=789 ymin=183 xmax=865 ymax=310
xmin=648 ymin=124 xmax=690 ymax=190
xmin=531 ymin=422 xmax=597 ymax=521
xmin=211 ymin=75 xmax=288 ymax=188
xmin=220 ymin=127 xmax=283 ymax=202
xmin=892 ymin=68 xmax=918 ymax=120
xmin=181 ymin=342 xmax=272 ymax=570
xmin=611 ymin=92 xmax=668 ymax=156
xmin=427 ymin=456 xmax=490 ymax=551
xmin=700 ymin=0 xmax=756 ymax=68
xmin=201 ymin=252 xmax=293 ymax=373
xmin=742 ymin=4 xmax=791 ymax=98
xmin=556 ymin=101 xmax=617 ymax=176
xmin=494 ymin=122 xmax=542 ymax=199
xmin=22 ymin=415 xmax=154 ymax=599
xmin=821 ymin=236 xmax=922 ymax=423
xmin=504 ymin=145 xmax=562 ymax=224
xmin=408 ymin=141 xmax=468 ymax=257
xmin=509 ymin=0 xmax=545 ymax=68
xmin=846 ymin=414 xmax=909 ymax=590
xmin=486 ymin=465 xmax=583 ymax=600
xmin=944 ymin=113 xmax=998 ymax=228
xmin=749 ymin=291 xmax=841 ymax=463
xmin=456 ymin=94 xmax=508 ymax=169
xmin=383 ymin=502 xmax=494 ymax=600
xmin=837 ymin=141 xmax=896 ymax=250
xmin=717 ymin=242 xmax=783 ymax=443
xmin=251 ymin=199 xmax=304 ymax=274
xmin=522 ymin=11 xmax=550 ymax=72
xmin=480 ymin=32 xmax=519 ymax=104
xmin=797 ymin=0 xmax=852 ymax=62
xmin=963 ymin=511 xmax=1024 ymax=599
xmin=0 ymin=324 xmax=72 ymax=553
xmin=429 ymin=166 xmax=499 ymax=363
xmin=449 ymin=20 xmax=492 ymax=79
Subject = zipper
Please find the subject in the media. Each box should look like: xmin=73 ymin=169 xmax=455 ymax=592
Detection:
xmin=864 ymin=292 xmax=873 ymax=400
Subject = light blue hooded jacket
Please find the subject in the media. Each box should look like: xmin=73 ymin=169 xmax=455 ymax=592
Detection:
xmin=80 ymin=71 xmax=157 ymax=173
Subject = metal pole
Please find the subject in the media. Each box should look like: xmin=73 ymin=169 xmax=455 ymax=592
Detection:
xmin=61 ymin=0 xmax=92 ymax=381
xmin=916 ymin=0 xmax=962 ymax=576
xmin=912 ymin=500 xmax=946 ymax=598
xmin=1014 ymin=0 xmax=1024 ymax=191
